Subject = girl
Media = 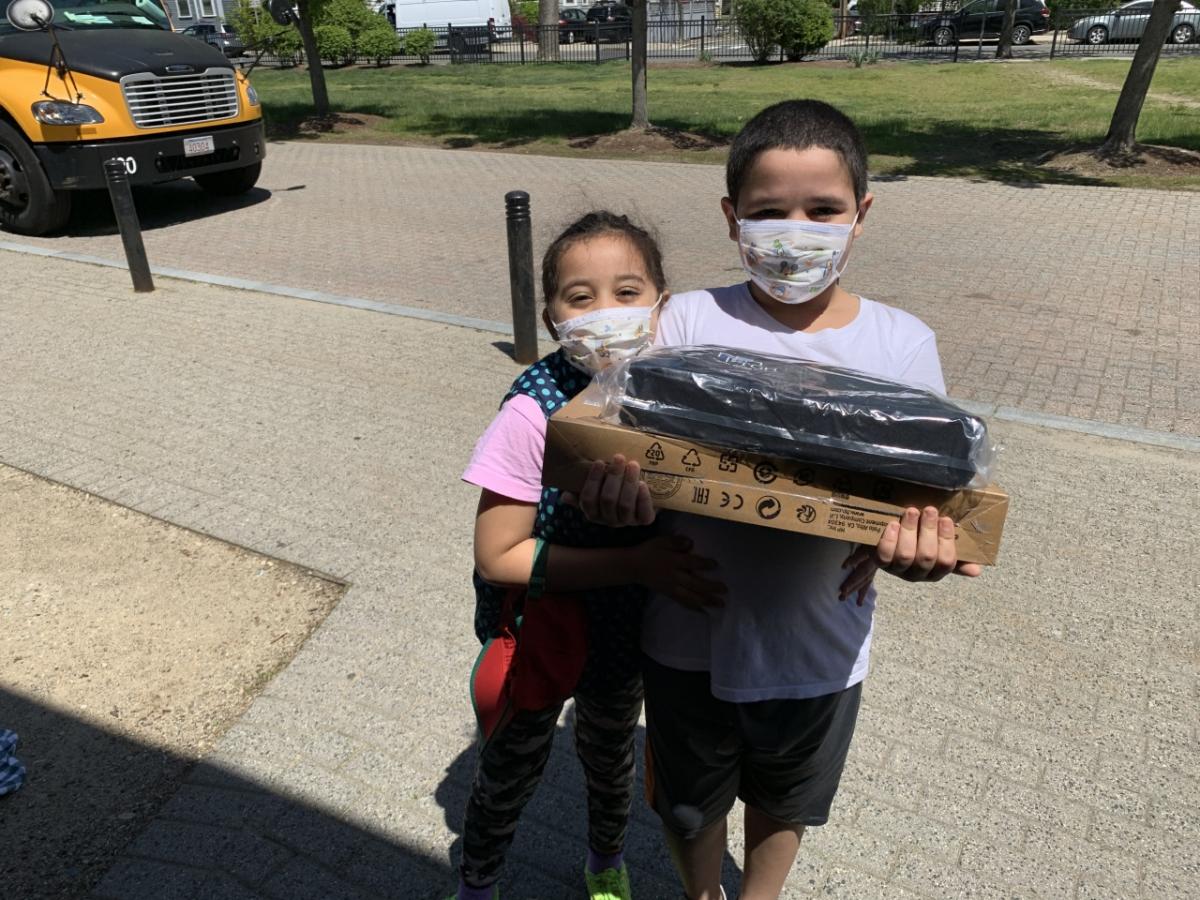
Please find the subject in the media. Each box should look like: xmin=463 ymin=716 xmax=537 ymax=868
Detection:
xmin=451 ymin=212 xmax=724 ymax=900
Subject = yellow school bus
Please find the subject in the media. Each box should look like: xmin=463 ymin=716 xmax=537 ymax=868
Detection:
xmin=0 ymin=0 xmax=265 ymax=235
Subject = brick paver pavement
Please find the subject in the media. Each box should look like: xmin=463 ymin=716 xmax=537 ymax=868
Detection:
xmin=8 ymin=142 xmax=1200 ymax=435
xmin=1 ymin=250 xmax=1196 ymax=899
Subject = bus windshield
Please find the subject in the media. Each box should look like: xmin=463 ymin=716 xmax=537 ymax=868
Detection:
xmin=1 ymin=0 xmax=172 ymax=33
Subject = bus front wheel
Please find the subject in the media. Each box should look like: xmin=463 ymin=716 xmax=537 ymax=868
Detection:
xmin=0 ymin=120 xmax=72 ymax=236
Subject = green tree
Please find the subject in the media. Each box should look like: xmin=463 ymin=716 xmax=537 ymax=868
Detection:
xmin=259 ymin=0 xmax=391 ymax=113
xmin=294 ymin=0 xmax=331 ymax=116
xmin=314 ymin=22 xmax=354 ymax=64
xmin=1101 ymin=0 xmax=1182 ymax=157
xmin=270 ymin=25 xmax=305 ymax=64
xmin=780 ymin=0 xmax=833 ymax=57
xmin=538 ymin=0 xmax=559 ymax=60
xmin=996 ymin=0 xmax=1018 ymax=57
xmin=735 ymin=0 xmax=834 ymax=62
xmin=404 ymin=26 xmax=437 ymax=63
xmin=736 ymin=0 xmax=785 ymax=61
xmin=317 ymin=0 xmax=385 ymax=45
xmin=227 ymin=0 xmax=276 ymax=52
xmin=631 ymin=0 xmax=648 ymax=127
xmin=358 ymin=25 xmax=401 ymax=64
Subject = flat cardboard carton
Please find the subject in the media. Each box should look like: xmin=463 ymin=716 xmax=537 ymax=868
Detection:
xmin=542 ymin=385 xmax=1008 ymax=565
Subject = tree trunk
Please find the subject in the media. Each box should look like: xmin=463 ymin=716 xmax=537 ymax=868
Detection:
xmin=1101 ymin=0 xmax=1180 ymax=156
xmin=838 ymin=0 xmax=850 ymax=39
xmin=538 ymin=0 xmax=560 ymax=61
xmin=295 ymin=0 xmax=330 ymax=118
xmin=996 ymin=0 xmax=1018 ymax=58
xmin=631 ymin=0 xmax=649 ymax=128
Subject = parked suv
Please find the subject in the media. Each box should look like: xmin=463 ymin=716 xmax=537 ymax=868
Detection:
xmin=585 ymin=3 xmax=633 ymax=42
xmin=181 ymin=22 xmax=246 ymax=57
xmin=923 ymin=0 xmax=1050 ymax=46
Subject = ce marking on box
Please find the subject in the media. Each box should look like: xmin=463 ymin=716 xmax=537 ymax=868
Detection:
xmin=719 ymin=491 xmax=744 ymax=511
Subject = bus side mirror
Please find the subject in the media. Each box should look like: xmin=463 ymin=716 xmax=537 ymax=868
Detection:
xmin=267 ymin=0 xmax=297 ymax=26
xmin=5 ymin=0 xmax=55 ymax=30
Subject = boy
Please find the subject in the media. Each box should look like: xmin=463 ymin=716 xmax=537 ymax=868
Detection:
xmin=571 ymin=100 xmax=982 ymax=900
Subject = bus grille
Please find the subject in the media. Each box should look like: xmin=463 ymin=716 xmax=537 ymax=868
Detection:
xmin=120 ymin=69 xmax=240 ymax=129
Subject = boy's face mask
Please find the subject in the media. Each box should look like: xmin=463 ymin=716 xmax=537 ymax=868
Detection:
xmin=736 ymin=216 xmax=858 ymax=305
xmin=553 ymin=296 xmax=662 ymax=375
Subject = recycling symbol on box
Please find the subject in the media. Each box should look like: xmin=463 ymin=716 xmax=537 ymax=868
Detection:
xmin=756 ymin=496 xmax=782 ymax=520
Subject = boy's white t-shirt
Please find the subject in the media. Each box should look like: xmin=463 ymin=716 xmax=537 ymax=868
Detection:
xmin=644 ymin=283 xmax=947 ymax=702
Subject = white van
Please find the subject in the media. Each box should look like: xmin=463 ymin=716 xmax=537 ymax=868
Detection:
xmin=385 ymin=0 xmax=511 ymax=32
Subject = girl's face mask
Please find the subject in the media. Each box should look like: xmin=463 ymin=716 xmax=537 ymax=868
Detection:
xmin=553 ymin=296 xmax=662 ymax=375
xmin=736 ymin=216 xmax=858 ymax=305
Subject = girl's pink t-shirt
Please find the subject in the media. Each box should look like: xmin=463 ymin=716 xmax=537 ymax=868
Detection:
xmin=462 ymin=393 xmax=547 ymax=504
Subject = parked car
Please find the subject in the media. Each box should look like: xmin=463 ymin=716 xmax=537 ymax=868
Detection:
xmin=180 ymin=22 xmax=245 ymax=57
xmin=585 ymin=3 xmax=633 ymax=42
xmin=559 ymin=6 xmax=588 ymax=42
xmin=1068 ymin=0 xmax=1198 ymax=45
xmin=922 ymin=0 xmax=1050 ymax=46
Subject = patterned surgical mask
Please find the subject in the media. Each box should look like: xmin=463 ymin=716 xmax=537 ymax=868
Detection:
xmin=553 ymin=296 xmax=662 ymax=375
xmin=737 ymin=216 xmax=858 ymax=304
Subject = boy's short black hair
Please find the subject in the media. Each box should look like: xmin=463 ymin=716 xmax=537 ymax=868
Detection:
xmin=726 ymin=100 xmax=868 ymax=208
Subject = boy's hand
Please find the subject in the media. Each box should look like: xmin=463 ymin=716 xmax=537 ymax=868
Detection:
xmin=880 ymin=506 xmax=983 ymax=581
xmin=562 ymin=455 xmax=657 ymax=527
xmin=842 ymin=506 xmax=982 ymax=595
xmin=633 ymin=535 xmax=725 ymax=611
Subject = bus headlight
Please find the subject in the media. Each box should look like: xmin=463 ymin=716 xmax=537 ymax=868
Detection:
xmin=32 ymin=101 xmax=105 ymax=126
xmin=246 ymin=83 xmax=261 ymax=106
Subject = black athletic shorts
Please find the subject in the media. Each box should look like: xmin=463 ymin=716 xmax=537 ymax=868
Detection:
xmin=642 ymin=655 xmax=862 ymax=838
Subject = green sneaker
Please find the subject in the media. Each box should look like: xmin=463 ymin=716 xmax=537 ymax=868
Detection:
xmin=584 ymin=862 xmax=632 ymax=900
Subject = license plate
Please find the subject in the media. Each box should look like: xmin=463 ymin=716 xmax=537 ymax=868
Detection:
xmin=183 ymin=135 xmax=215 ymax=158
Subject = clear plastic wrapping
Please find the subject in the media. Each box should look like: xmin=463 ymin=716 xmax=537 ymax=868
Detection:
xmin=595 ymin=345 xmax=996 ymax=489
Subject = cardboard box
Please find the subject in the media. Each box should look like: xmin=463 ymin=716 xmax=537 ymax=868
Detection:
xmin=542 ymin=385 xmax=1009 ymax=565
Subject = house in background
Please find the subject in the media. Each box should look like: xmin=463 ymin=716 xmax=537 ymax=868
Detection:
xmin=164 ymin=0 xmax=228 ymax=25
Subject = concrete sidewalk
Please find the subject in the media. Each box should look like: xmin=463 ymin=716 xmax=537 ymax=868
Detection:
xmin=6 ymin=141 xmax=1200 ymax=437
xmin=0 ymin=250 xmax=1197 ymax=899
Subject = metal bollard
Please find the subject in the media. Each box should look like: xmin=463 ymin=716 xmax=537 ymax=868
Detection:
xmin=504 ymin=190 xmax=539 ymax=365
xmin=103 ymin=158 xmax=154 ymax=293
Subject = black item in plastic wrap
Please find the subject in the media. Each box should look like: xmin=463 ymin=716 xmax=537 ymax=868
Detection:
xmin=597 ymin=346 xmax=994 ymax=489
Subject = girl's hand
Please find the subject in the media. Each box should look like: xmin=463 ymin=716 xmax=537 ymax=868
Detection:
xmin=839 ymin=546 xmax=879 ymax=606
xmin=562 ymin=455 xmax=657 ymax=527
xmin=859 ymin=507 xmax=984 ymax=584
xmin=633 ymin=535 xmax=725 ymax=611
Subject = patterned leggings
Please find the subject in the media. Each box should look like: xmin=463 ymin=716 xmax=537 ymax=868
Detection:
xmin=458 ymin=677 xmax=644 ymax=889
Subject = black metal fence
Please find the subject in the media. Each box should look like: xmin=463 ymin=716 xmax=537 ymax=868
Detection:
xmin=245 ymin=8 xmax=1200 ymax=68
xmin=1048 ymin=5 xmax=1200 ymax=56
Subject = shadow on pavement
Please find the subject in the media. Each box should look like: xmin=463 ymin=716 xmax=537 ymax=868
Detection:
xmin=434 ymin=708 xmax=744 ymax=899
xmin=859 ymin=118 xmax=1121 ymax=186
xmin=62 ymin=181 xmax=275 ymax=237
xmin=0 ymin=686 xmax=452 ymax=900
xmin=0 ymin=684 xmax=736 ymax=899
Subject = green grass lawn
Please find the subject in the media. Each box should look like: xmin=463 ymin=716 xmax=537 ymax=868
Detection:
xmin=1069 ymin=56 xmax=1200 ymax=96
xmin=248 ymin=57 xmax=1200 ymax=189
